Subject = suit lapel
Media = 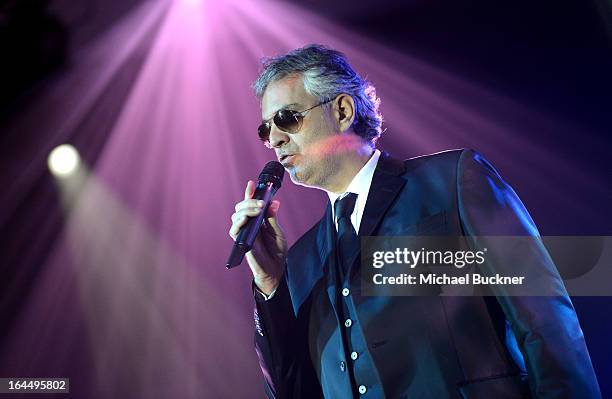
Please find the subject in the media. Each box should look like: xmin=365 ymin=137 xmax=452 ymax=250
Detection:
xmin=313 ymin=204 xmax=342 ymax=315
xmin=315 ymin=202 xmax=334 ymax=267
xmin=307 ymin=153 xmax=407 ymax=316
xmin=358 ymin=153 xmax=407 ymax=237
xmin=323 ymin=153 xmax=407 ymax=312
xmin=337 ymin=153 xmax=406 ymax=276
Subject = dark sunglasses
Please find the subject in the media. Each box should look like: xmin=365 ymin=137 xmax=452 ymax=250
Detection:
xmin=258 ymin=99 xmax=333 ymax=144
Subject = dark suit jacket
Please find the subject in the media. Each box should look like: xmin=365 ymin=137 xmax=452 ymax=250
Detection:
xmin=253 ymin=149 xmax=601 ymax=399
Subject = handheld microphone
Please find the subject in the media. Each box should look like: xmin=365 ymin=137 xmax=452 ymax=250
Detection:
xmin=226 ymin=161 xmax=285 ymax=269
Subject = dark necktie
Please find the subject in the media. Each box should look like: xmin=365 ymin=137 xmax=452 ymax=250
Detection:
xmin=334 ymin=193 xmax=359 ymax=276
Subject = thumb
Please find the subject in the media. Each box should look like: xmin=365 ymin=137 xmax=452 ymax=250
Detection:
xmin=265 ymin=200 xmax=283 ymax=233
xmin=266 ymin=199 xmax=281 ymax=218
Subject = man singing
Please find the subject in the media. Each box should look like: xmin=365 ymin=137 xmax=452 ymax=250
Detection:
xmin=228 ymin=44 xmax=600 ymax=398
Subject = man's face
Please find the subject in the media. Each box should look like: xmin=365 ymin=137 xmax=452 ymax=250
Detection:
xmin=261 ymin=74 xmax=340 ymax=188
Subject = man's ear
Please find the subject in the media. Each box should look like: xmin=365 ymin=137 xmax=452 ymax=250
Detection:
xmin=334 ymin=94 xmax=355 ymax=132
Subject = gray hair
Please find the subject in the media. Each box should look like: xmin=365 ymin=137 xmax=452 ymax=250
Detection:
xmin=253 ymin=44 xmax=383 ymax=145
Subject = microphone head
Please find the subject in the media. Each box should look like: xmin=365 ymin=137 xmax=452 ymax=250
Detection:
xmin=258 ymin=161 xmax=285 ymax=190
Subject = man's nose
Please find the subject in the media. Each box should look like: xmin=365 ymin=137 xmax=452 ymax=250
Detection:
xmin=268 ymin=124 xmax=289 ymax=148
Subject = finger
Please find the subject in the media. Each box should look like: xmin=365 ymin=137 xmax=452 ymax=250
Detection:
xmin=229 ymin=216 xmax=248 ymax=239
xmin=265 ymin=200 xmax=284 ymax=236
xmin=231 ymin=207 xmax=262 ymax=223
xmin=235 ymin=199 xmax=264 ymax=212
xmin=266 ymin=199 xmax=280 ymax=218
xmin=244 ymin=180 xmax=255 ymax=200
xmin=229 ymin=224 xmax=241 ymax=240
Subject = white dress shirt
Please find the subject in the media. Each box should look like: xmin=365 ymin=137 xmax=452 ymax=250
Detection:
xmin=326 ymin=149 xmax=381 ymax=233
xmin=258 ymin=149 xmax=382 ymax=300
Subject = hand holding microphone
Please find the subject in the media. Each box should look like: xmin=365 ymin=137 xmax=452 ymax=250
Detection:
xmin=227 ymin=161 xmax=286 ymax=295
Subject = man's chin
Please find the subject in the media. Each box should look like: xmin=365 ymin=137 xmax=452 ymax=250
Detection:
xmin=289 ymin=169 xmax=322 ymax=189
xmin=287 ymin=167 xmax=301 ymax=184
xmin=287 ymin=167 xmax=308 ymax=186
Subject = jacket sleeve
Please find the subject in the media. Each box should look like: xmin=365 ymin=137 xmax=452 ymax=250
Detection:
xmin=253 ymin=275 xmax=322 ymax=398
xmin=457 ymin=148 xmax=601 ymax=398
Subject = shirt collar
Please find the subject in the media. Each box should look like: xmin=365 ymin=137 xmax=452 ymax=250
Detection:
xmin=327 ymin=149 xmax=381 ymax=209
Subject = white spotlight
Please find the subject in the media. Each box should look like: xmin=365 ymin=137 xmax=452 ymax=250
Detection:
xmin=48 ymin=144 xmax=80 ymax=176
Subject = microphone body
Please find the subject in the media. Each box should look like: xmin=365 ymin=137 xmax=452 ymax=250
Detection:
xmin=226 ymin=161 xmax=284 ymax=268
